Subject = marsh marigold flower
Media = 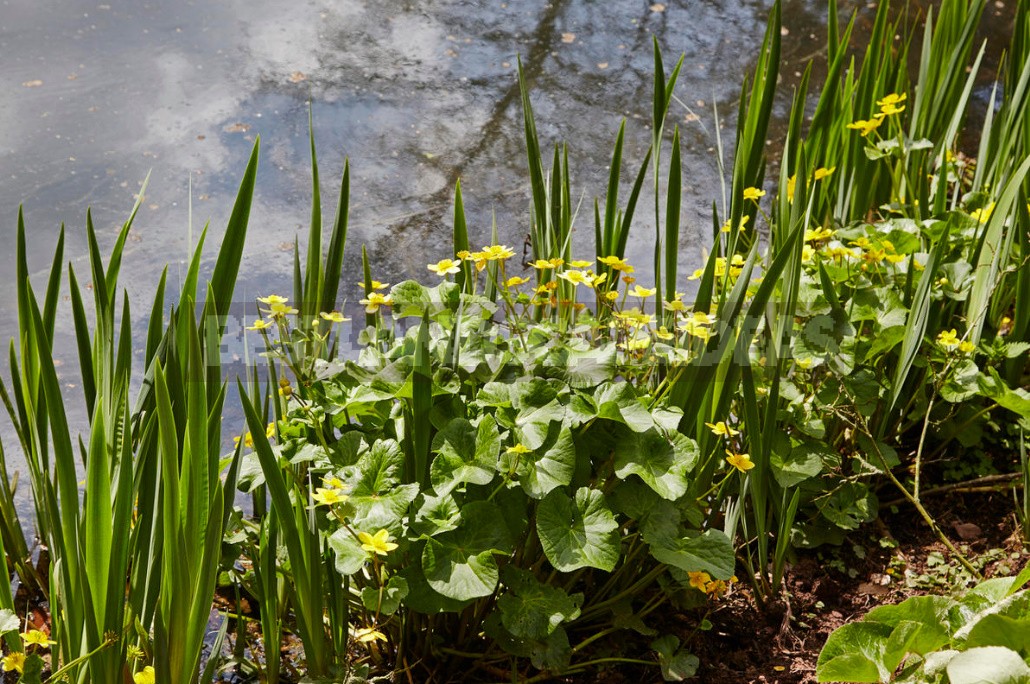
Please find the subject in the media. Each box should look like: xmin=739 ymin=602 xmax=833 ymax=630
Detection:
xmin=846 ymin=117 xmax=884 ymax=137
xmin=247 ymin=318 xmax=273 ymax=331
xmin=427 ymin=258 xmax=461 ymax=276
xmin=705 ymin=421 xmax=740 ymax=437
xmin=359 ymin=529 xmax=398 ymax=556
xmin=358 ymin=280 xmax=389 ymax=291
xmin=628 ymin=284 xmax=656 ymax=298
xmin=479 ymin=245 xmax=515 ymax=261
xmin=743 ymin=187 xmax=766 ymax=202
xmin=726 ymin=450 xmax=755 ymax=472
xmin=360 ymin=292 xmax=393 ymax=313
xmin=506 ymin=443 xmax=532 ymax=454
xmin=320 ymin=311 xmax=349 ymax=323
xmin=134 ymin=666 xmax=156 ymax=684
xmin=21 ymin=629 xmax=55 ymax=647
xmin=813 ymin=166 xmax=836 ymax=180
xmin=687 ymin=571 xmax=711 ymax=591
xmin=354 ymin=627 xmax=388 ymax=643
xmin=937 ymin=329 xmax=961 ymax=349
xmin=2 ymin=652 xmax=25 ymax=674
xmin=313 ymin=487 xmax=348 ymax=506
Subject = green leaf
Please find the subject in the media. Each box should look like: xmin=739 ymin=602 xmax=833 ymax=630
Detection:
xmin=346 ymin=440 xmax=419 ymax=529
xmin=529 ymin=626 xmax=572 ymax=673
xmin=0 ymin=609 xmax=18 ymax=634
xmin=596 ymin=382 xmax=655 ymax=432
xmin=941 ymin=358 xmax=980 ymax=403
xmin=651 ymin=635 xmax=700 ymax=681
xmin=816 ymin=622 xmax=893 ymax=682
xmin=965 ymin=614 xmax=1030 ymax=653
xmin=327 ymin=529 xmax=367 ymax=576
xmin=502 ymin=423 xmax=576 ymax=499
xmin=536 ymin=487 xmax=620 ymax=572
xmin=430 ymin=416 xmax=499 ymax=496
xmin=770 ymin=440 xmax=827 ymax=487
xmin=361 ymin=576 xmax=409 ymax=616
xmin=613 ymin=428 xmax=697 ymax=500
xmin=421 ymin=501 xmax=514 ymax=600
xmin=498 ymin=567 xmax=582 ymax=640
xmin=946 ymin=646 xmax=1030 ymax=684
xmin=563 ymin=345 xmax=616 ymax=388
xmin=821 ymin=482 xmax=878 ymax=530
xmin=649 ymin=530 xmax=736 ymax=579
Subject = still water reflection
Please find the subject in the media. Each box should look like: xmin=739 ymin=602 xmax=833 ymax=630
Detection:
xmin=0 ymin=0 xmax=1015 ymax=514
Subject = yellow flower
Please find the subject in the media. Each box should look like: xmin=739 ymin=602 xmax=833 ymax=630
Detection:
xmin=559 ymin=270 xmax=590 ymax=286
xmin=597 ymin=255 xmax=634 ymax=272
xmin=534 ymin=282 xmax=557 ymax=294
xmin=568 ymin=259 xmax=592 ymax=268
xmin=247 ymin=318 xmax=274 ymax=331
xmin=846 ymin=117 xmax=884 ymax=136
xmin=2 ymin=652 xmax=25 ymax=674
xmin=655 ymin=326 xmax=675 ymax=341
xmin=233 ymin=432 xmax=254 ymax=449
xmin=604 ymin=290 xmax=620 ymax=301
xmin=319 ymin=311 xmax=350 ymax=323
xmin=265 ymin=301 xmax=299 ymax=319
xmin=937 ymin=329 xmax=961 ymax=349
xmin=691 ymin=311 xmax=715 ymax=325
xmin=721 ymin=215 xmax=750 ymax=233
xmin=704 ymin=579 xmax=728 ymax=596
xmin=506 ymin=443 xmax=532 ymax=454
xmin=358 ymin=529 xmax=398 ymax=556
xmin=877 ymin=92 xmax=907 ymax=107
xmin=504 ymin=276 xmax=529 ymax=287
xmin=970 ymin=202 xmax=994 ymax=224
xmin=323 ymin=475 xmax=346 ymax=489
xmin=257 ymin=294 xmax=289 ymax=306
xmin=785 ymin=174 xmax=797 ymax=203
xmin=359 ymin=292 xmax=393 ymax=314
xmin=619 ymin=336 xmax=651 ymax=352
xmin=134 ymin=666 xmax=156 ymax=684
xmin=801 ymin=245 xmax=815 ymax=262
xmin=479 ymin=245 xmax=516 ymax=261
xmin=743 ymin=187 xmax=766 ymax=202
xmin=681 ymin=319 xmax=713 ymax=342
xmin=687 ymin=570 xmax=711 ymax=591
xmin=21 ymin=629 xmax=55 ymax=648
xmin=884 ymin=253 xmax=906 ymax=264
xmin=427 ymin=258 xmax=461 ymax=276
xmin=614 ymin=308 xmax=655 ymax=328
xmin=628 ymin=285 xmax=656 ymax=298
xmin=958 ymin=340 xmax=975 ymax=354
xmin=726 ymin=450 xmax=755 ymax=472
xmin=813 ymin=166 xmax=836 ymax=180
xmin=663 ymin=299 xmax=689 ymax=313
xmin=354 ymin=627 xmax=388 ymax=644
xmin=313 ymin=487 xmax=348 ymax=506
xmin=879 ymin=102 xmax=905 ymax=116
xmin=586 ymin=272 xmax=608 ymax=289
xmin=705 ymin=421 xmax=740 ymax=437
xmin=804 ymin=227 xmax=834 ymax=242
xmin=357 ymin=280 xmax=389 ymax=290
xmin=877 ymin=93 xmax=907 ymax=116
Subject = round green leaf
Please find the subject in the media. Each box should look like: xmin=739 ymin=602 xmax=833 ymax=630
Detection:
xmin=536 ymin=487 xmax=620 ymax=572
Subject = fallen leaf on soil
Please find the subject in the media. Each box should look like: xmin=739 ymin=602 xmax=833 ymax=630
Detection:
xmin=857 ymin=582 xmax=889 ymax=596
xmin=22 ymin=79 xmax=43 ymax=87
xmin=224 ymin=122 xmax=251 ymax=133
xmin=650 ymin=3 xmax=666 ymax=12
xmin=561 ymin=32 xmax=575 ymax=43
xmin=289 ymin=71 xmax=307 ymax=83
xmin=951 ymin=521 xmax=982 ymax=540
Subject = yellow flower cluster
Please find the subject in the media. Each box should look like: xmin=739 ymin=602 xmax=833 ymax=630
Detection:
xmin=687 ymin=571 xmax=738 ymax=597
xmin=846 ymin=93 xmax=906 ymax=136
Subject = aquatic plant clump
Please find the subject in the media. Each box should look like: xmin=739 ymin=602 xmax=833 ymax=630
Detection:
xmin=0 ymin=0 xmax=1028 ymax=682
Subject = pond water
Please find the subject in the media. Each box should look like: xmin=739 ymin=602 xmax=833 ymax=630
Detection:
xmin=0 ymin=0 xmax=1015 ymax=519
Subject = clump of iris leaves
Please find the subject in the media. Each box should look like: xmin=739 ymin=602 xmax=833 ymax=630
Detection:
xmin=0 ymin=0 xmax=1028 ymax=682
